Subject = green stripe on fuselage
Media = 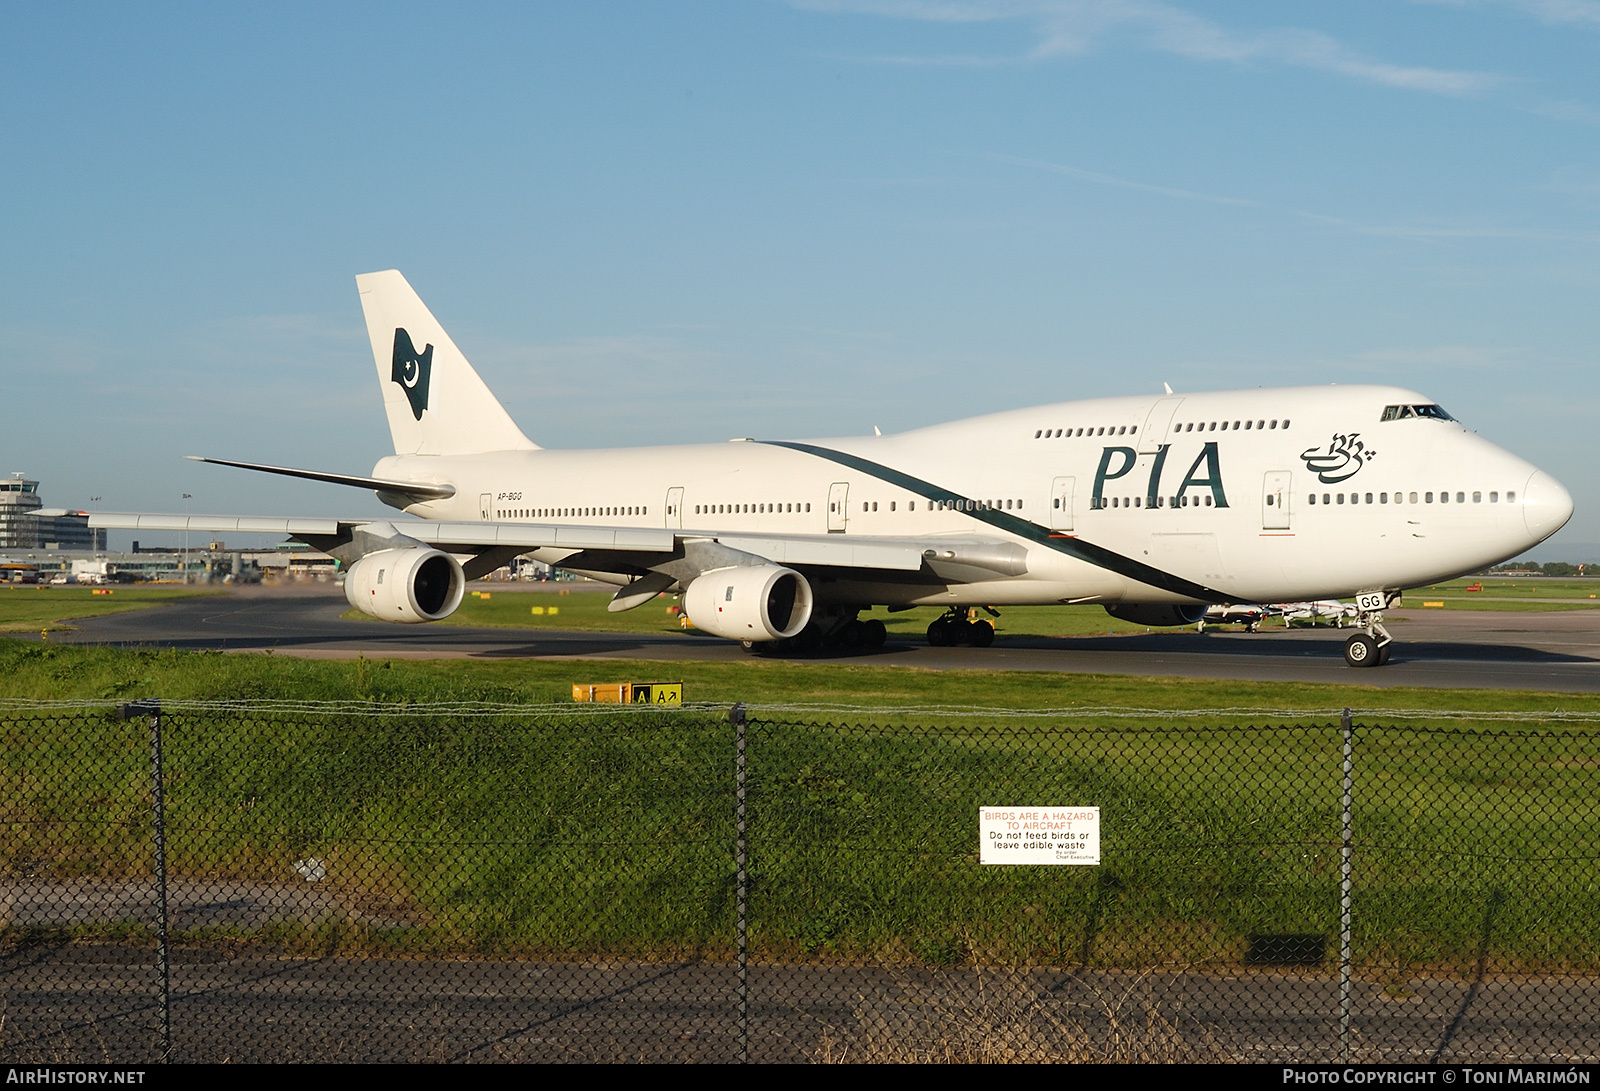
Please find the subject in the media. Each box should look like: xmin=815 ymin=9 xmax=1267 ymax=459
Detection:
xmin=759 ymin=440 xmax=1228 ymax=603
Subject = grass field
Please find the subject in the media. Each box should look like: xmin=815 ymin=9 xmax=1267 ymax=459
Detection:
xmin=1 ymin=679 xmax=1592 ymax=973
xmin=1401 ymin=577 xmax=1600 ymax=610
xmin=6 ymin=633 xmax=1600 ymax=721
xmin=1 ymin=640 xmax=1596 ymax=973
xmin=0 ymin=586 xmax=220 ymax=633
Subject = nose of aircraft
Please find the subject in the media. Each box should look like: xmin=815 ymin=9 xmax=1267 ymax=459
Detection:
xmin=1523 ymin=470 xmax=1575 ymax=543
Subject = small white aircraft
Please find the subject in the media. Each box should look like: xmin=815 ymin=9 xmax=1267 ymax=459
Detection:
xmin=1200 ymin=604 xmax=1276 ymax=631
xmin=1278 ymin=600 xmax=1362 ymax=627
xmin=92 ymin=271 xmax=1574 ymax=668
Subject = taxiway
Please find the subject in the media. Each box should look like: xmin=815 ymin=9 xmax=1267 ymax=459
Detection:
xmin=47 ymin=587 xmax=1600 ymax=693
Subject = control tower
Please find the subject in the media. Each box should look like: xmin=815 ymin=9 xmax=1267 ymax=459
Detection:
xmin=0 ymin=474 xmax=105 ymax=550
xmin=0 ymin=474 xmax=42 ymax=550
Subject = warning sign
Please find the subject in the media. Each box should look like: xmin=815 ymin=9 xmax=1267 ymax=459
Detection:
xmin=979 ymin=807 xmax=1100 ymax=865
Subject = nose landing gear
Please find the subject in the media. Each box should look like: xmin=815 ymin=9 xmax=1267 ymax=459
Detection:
xmin=1343 ymin=598 xmax=1394 ymax=668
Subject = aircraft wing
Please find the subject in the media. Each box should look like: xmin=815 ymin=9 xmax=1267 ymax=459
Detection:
xmin=87 ymin=513 xmax=935 ymax=572
xmin=90 ymin=512 xmax=681 ymax=557
xmin=90 ymin=513 xmax=350 ymax=537
xmin=182 ymin=457 xmax=456 ymax=502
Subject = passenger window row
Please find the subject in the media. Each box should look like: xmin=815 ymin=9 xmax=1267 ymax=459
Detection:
xmin=1091 ymin=495 xmax=1213 ymax=509
xmin=1036 ymin=418 xmax=1292 ymax=439
xmin=1035 ymin=425 xmax=1137 ymax=439
xmin=1056 ymin=486 xmax=1523 ymax=513
xmin=855 ymin=499 xmax=1025 ymax=512
xmin=499 ymin=506 xmax=649 ymax=519
xmin=1306 ymin=491 xmax=1516 ymax=506
xmin=1172 ymin=419 xmax=1288 ymax=433
xmin=695 ymin=503 xmax=812 ymax=515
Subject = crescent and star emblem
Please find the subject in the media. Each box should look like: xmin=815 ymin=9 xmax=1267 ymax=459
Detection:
xmin=390 ymin=328 xmax=434 ymax=420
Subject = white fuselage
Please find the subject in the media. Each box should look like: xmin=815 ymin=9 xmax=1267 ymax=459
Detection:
xmin=373 ymin=384 xmax=1571 ymax=609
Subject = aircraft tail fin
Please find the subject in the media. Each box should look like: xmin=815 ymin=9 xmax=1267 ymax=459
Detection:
xmin=355 ymin=270 xmax=539 ymax=455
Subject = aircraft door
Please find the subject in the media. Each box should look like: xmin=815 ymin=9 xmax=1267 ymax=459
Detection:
xmin=1262 ymin=471 xmax=1290 ymax=530
xmin=1050 ymin=476 xmax=1075 ymax=532
xmin=480 ymin=493 xmax=493 ymax=521
xmin=1138 ymin=397 xmax=1183 ymax=454
xmin=665 ymin=487 xmax=684 ymax=529
xmin=827 ymin=482 xmax=849 ymax=533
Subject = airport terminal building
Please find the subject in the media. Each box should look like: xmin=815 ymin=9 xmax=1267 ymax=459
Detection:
xmin=0 ymin=473 xmax=336 ymax=583
xmin=0 ymin=474 xmax=106 ymax=551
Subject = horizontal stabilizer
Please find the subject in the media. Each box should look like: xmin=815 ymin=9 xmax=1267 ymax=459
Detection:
xmin=186 ymin=456 xmax=456 ymax=502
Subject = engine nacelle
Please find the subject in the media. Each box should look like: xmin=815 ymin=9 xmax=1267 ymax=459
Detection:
xmin=1104 ymin=603 xmax=1208 ymax=627
xmin=344 ymin=547 xmax=466 ymax=623
xmin=684 ymin=565 xmax=814 ymax=641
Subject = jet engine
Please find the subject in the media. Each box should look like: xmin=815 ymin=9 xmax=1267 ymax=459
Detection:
xmin=344 ymin=546 xmax=466 ymax=623
xmin=1104 ymin=603 xmax=1208 ymax=627
xmin=683 ymin=565 xmax=814 ymax=641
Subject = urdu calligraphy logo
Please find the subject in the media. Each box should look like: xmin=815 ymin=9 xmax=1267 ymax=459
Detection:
xmin=1300 ymin=433 xmax=1376 ymax=484
xmin=390 ymin=328 xmax=433 ymax=421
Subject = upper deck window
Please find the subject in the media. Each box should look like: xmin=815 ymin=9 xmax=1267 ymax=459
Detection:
xmin=1381 ymin=404 xmax=1455 ymax=422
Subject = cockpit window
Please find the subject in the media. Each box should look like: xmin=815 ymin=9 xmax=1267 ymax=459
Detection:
xmin=1380 ymin=403 xmax=1455 ymax=422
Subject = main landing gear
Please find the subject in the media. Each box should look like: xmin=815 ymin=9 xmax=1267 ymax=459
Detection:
xmin=742 ymin=613 xmax=887 ymax=655
xmin=927 ymin=607 xmax=996 ymax=648
xmin=1342 ymin=608 xmax=1394 ymax=668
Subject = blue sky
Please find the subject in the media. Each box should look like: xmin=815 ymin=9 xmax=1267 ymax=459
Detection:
xmin=3 ymin=2 xmax=1598 ymax=556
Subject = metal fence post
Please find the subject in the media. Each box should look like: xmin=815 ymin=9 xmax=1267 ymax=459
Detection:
xmin=1340 ymin=707 xmax=1354 ymax=1062
xmin=124 ymin=699 xmax=172 ymax=1063
xmin=730 ymin=702 xmax=748 ymax=1064
xmin=151 ymin=701 xmax=172 ymax=1063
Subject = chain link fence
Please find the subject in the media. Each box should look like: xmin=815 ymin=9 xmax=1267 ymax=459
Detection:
xmin=0 ymin=700 xmax=1594 ymax=1063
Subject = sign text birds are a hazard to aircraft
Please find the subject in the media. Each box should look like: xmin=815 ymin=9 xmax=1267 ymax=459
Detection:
xmin=980 ymin=807 xmax=1101 ymax=865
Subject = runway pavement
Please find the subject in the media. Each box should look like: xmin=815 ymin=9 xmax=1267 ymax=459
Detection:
xmin=48 ymin=586 xmax=1600 ymax=692
xmin=5 ymin=943 xmax=1593 ymax=1063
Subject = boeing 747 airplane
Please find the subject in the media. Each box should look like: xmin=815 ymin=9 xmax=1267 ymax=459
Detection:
xmin=91 ymin=271 xmax=1573 ymax=667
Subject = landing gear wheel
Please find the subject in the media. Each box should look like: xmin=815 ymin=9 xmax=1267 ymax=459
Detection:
xmin=795 ymin=623 xmax=824 ymax=652
xmin=967 ymin=620 xmax=995 ymax=647
xmin=927 ymin=619 xmax=954 ymax=647
xmin=1377 ymin=643 xmax=1392 ymax=666
xmin=1344 ymin=633 xmax=1378 ymax=668
xmin=862 ymin=618 xmax=887 ymax=648
xmin=740 ymin=639 xmax=762 ymax=655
